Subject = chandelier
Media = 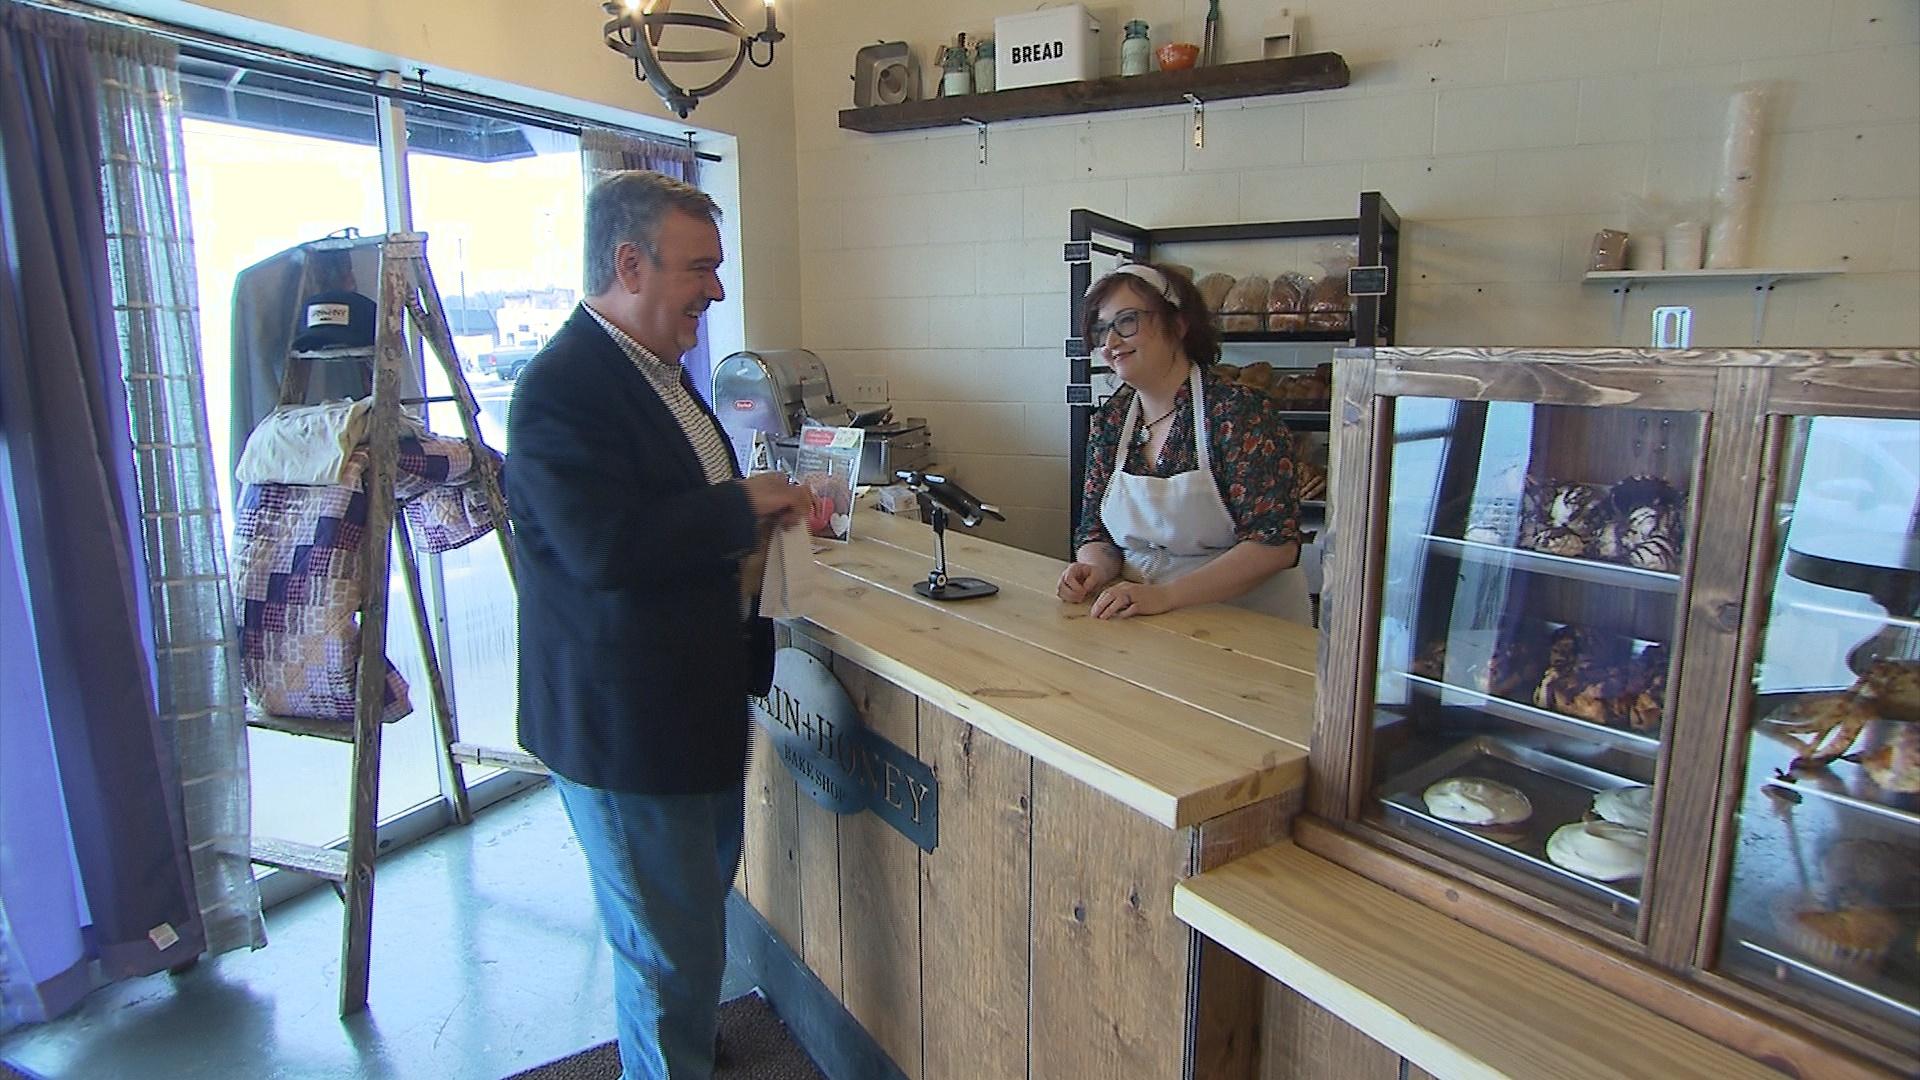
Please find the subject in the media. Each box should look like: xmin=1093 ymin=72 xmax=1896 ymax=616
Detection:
xmin=601 ymin=0 xmax=784 ymax=119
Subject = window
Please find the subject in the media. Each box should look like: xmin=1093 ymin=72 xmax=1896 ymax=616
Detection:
xmin=404 ymin=103 xmax=584 ymax=759
xmin=176 ymin=57 xmax=621 ymax=861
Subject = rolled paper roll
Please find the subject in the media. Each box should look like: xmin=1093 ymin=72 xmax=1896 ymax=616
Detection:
xmin=1707 ymin=85 xmax=1768 ymax=269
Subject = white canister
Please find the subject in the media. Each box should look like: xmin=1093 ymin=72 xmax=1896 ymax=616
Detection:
xmin=1665 ymin=221 xmax=1705 ymax=271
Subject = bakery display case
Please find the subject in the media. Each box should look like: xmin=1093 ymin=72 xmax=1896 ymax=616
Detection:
xmin=1312 ymin=347 xmax=1920 ymax=1074
xmin=1713 ymin=414 xmax=1920 ymax=1054
xmin=1366 ymin=396 xmax=1694 ymax=930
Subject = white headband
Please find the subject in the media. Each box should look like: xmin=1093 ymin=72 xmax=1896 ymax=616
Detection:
xmin=1086 ymin=263 xmax=1180 ymax=308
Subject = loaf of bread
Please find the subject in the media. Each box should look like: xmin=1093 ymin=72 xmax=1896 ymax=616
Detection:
xmin=1266 ymin=272 xmax=1310 ymax=332
xmin=1306 ymin=270 xmax=1352 ymax=333
xmin=1194 ymin=273 xmax=1235 ymax=315
xmin=1219 ymin=274 xmax=1271 ymax=333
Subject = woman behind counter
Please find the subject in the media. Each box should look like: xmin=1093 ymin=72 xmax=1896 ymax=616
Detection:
xmin=1057 ymin=263 xmax=1307 ymax=621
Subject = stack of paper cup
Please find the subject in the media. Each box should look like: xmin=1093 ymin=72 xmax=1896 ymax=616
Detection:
xmin=1666 ymin=221 xmax=1706 ymax=270
xmin=1627 ymin=233 xmax=1665 ymax=271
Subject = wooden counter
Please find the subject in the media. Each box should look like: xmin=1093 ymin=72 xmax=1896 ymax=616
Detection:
xmin=807 ymin=508 xmax=1314 ymax=826
xmin=734 ymin=507 xmax=1314 ymax=1080
xmin=1176 ymin=844 xmax=1787 ymax=1080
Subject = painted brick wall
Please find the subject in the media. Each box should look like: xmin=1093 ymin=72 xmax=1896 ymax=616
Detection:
xmin=786 ymin=0 xmax=1919 ymax=558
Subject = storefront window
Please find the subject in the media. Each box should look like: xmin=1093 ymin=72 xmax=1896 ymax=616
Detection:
xmin=404 ymin=105 xmax=584 ymax=760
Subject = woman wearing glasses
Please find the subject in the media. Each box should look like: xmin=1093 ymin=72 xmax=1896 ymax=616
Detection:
xmin=1057 ymin=263 xmax=1307 ymax=621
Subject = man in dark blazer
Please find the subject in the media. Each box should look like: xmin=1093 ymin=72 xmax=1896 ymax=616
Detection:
xmin=507 ymin=171 xmax=810 ymax=1080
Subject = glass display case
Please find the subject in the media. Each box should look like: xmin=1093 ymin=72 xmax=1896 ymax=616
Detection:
xmin=1366 ymin=397 xmax=1698 ymax=931
xmin=1312 ymin=347 xmax=1920 ymax=1075
xmin=1715 ymin=415 xmax=1920 ymax=1051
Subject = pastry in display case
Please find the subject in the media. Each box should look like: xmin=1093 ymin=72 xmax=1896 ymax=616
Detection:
xmin=1363 ymin=397 xmax=1699 ymax=928
xmin=1715 ymin=415 xmax=1920 ymax=1051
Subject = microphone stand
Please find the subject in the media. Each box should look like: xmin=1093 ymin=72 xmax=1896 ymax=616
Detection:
xmin=899 ymin=470 xmax=1001 ymax=601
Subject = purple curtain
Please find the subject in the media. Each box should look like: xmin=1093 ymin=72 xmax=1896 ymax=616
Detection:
xmin=0 ymin=0 xmax=204 ymax=1025
xmin=579 ymin=130 xmax=711 ymax=399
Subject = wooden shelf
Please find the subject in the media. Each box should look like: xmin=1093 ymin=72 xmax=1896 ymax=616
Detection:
xmin=839 ymin=53 xmax=1350 ymax=134
xmin=1582 ymin=267 xmax=1845 ymax=286
xmin=1221 ymin=329 xmax=1352 ymax=344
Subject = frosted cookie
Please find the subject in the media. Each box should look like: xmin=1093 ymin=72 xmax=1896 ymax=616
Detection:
xmin=1546 ymin=821 xmax=1648 ymax=882
xmin=1590 ymin=785 xmax=1654 ymax=832
xmin=1422 ymin=777 xmax=1534 ymax=827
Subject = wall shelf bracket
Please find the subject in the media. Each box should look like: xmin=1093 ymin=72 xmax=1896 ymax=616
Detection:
xmin=1183 ymin=94 xmax=1205 ymax=149
xmin=961 ymin=117 xmax=988 ymax=165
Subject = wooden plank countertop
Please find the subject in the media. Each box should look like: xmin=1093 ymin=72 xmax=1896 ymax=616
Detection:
xmin=1175 ymin=844 xmax=1784 ymax=1080
xmin=787 ymin=507 xmax=1315 ymax=828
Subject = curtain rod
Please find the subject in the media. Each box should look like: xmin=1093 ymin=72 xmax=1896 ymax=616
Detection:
xmin=15 ymin=0 xmax=722 ymax=163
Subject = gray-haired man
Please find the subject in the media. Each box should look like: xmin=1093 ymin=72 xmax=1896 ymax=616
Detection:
xmin=508 ymin=171 xmax=810 ymax=1079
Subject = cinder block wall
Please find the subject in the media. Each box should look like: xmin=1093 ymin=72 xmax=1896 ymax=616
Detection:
xmin=785 ymin=0 xmax=1919 ymax=558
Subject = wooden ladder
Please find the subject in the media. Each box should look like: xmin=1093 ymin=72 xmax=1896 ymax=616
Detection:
xmin=244 ymin=231 xmax=519 ymax=1016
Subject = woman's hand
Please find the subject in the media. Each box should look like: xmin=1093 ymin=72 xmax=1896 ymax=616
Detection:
xmin=1089 ymin=580 xmax=1173 ymax=619
xmin=1057 ymin=561 xmax=1116 ymax=603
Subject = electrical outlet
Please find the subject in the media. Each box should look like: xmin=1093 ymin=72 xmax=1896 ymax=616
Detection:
xmin=848 ymin=375 xmax=888 ymax=402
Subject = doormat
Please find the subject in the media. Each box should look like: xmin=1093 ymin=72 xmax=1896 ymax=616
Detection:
xmin=504 ymin=991 xmax=824 ymax=1080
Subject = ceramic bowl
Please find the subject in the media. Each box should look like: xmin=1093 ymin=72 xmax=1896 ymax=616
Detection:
xmin=1156 ymin=42 xmax=1200 ymax=71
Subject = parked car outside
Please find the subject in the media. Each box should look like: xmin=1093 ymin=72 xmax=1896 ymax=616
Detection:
xmin=477 ymin=344 xmax=540 ymax=381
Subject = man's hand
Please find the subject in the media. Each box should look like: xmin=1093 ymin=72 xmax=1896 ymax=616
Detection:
xmin=741 ymin=471 xmax=813 ymax=529
xmin=1089 ymin=580 xmax=1173 ymax=620
xmin=1057 ymin=561 xmax=1117 ymax=603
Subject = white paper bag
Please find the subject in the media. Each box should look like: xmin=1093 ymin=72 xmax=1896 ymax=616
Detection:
xmin=757 ymin=523 xmax=817 ymax=619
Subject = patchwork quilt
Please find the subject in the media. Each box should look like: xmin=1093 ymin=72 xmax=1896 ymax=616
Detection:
xmin=233 ymin=433 xmax=502 ymax=724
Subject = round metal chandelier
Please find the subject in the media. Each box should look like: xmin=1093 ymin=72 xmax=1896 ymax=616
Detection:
xmin=601 ymin=0 xmax=784 ymax=119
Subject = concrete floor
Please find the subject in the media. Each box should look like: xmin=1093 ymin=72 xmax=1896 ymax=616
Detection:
xmin=1 ymin=783 xmax=755 ymax=1080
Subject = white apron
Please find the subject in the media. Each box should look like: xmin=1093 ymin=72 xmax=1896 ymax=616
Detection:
xmin=1099 ymin=364 xmax=1311 ymax=623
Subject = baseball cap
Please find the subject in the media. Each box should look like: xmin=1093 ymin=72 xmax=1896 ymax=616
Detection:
xmin=290 ymin=290 xmax=377 ymax=352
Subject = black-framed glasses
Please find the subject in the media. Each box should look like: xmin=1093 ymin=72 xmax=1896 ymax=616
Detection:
xmin=1091 ymin=308 xmax=1151 ymax=341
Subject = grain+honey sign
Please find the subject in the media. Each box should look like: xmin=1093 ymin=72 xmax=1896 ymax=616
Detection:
xmin=751 ymin=648 xmax=938 ymax=852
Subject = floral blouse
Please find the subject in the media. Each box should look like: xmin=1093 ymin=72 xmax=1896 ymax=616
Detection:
xmin=1074 ymin=366 xmax=1301 ymax=551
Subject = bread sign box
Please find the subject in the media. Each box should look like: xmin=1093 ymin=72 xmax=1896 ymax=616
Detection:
xmin=993 ymin=5 xmax=1100 ymax=90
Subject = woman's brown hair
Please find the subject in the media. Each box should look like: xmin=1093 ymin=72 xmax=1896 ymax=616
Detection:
xmin=1081 ymin=263 xmax=1222 ymax=368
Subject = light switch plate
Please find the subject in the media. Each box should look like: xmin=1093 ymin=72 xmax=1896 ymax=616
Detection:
xmin=849 ymin=375 xmax=889 ymax=402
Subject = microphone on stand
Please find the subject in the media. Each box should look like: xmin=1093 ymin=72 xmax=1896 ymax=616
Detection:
xmin=896 ymin=470 xmax=1002 ymax=600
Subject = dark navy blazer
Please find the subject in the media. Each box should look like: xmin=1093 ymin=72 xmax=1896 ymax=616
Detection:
xmin=507 ymin=305 xmax=773 ymax=794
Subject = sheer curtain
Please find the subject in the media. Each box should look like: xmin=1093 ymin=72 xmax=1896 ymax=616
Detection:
xmin=580 ymin=128 xmax=712 ymax=395
xmin=91 ymin=18 xmax=263 ymax=958
xmin=0 ymin=3 xmax=258 ymax=1027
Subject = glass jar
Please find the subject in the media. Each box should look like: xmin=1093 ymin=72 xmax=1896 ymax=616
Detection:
xmin=940 ymin=45 xmax=972 ymax=97
xmin=1121 ymin=20 xmax=1153 ymax=76
xmin=973 ymin=38 xmax=996 ymax=93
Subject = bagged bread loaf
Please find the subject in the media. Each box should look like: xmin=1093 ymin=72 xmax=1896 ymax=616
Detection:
xmin=1307 ymin=243 xmax=1355 ymax=333
xmin=1194 ymin=273 xmax=1235 ymax=317
xmin=1266 ymin=272 xmax=1310 ymax=332
xmin=1238 ymin=361 xmax=1274 ymax=390
xmin=1220 ymin=273 xmax=1271 ymax=332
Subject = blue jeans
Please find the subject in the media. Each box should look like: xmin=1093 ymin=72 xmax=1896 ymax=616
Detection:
xmin=552 ymin=774 xmax=745 ymax=1080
